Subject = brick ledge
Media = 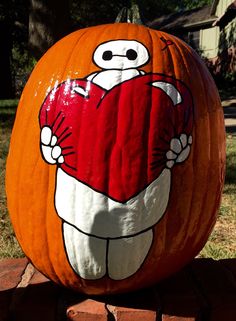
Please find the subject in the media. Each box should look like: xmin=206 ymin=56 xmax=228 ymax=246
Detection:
xmin=0 ymin=258 xmax=236 ymax=321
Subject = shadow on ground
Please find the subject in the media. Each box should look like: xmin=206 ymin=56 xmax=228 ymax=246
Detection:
xmin=223 ymin=100 xmax=236 ymax=135
xmin=1 ymin=258 xmax=236 ymax=321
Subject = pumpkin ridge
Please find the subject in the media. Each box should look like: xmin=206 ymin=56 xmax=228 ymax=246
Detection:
xmin=6 ymin=23 xmax=225 ymax=294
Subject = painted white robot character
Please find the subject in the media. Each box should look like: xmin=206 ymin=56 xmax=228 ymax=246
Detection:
xmin=87 ymin=40 xmax=148 ymax=90
xmin=40 ymin=39 xmax=193 ymax=281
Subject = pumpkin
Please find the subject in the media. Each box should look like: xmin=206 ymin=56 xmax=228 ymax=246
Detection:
xmin=6 ymin=23 xmax=225 ymax=295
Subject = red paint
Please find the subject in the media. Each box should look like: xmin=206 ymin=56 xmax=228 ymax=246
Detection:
xmin=39 ymin=74 xmax=193 ymax=203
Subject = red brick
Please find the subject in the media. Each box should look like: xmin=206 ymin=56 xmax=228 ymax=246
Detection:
xmin=219 ymin=259 xmax=236 ymax=282
xmin=66 ymin=299 xmax=107 ymax=321
xmin=0 ymin=258 xmax=28 ymax=291
xmin=1 ymin=258 xmax=235 ymax=321
xmin=189 ymin=258 xmax=236 ymax=321
xmin=157 ymin=263 xmax=200 ymax=319
xmin=207 ymin=303 xmax=236 ymax=321
xmin=162 ymin=315 xmax=197 ymax=321
xmin=104 ymin=287 xmax=159 ymax=321
xmin=108 ymin=286 xmax=160 ymax=309
xmin=0 ymin=259 xmax=58 ymax=321
xmin=108 ymin=305 xmax=156 ymax=321
xmin=0 ymin=258 xmax=28 ymax=321
xmin=29 ymin=268 xmax=50 ymax=284
xmin=9 ymin=281 xmax=59 ymax=321
xmin=0 ymin=289 xmax=13 ymax=321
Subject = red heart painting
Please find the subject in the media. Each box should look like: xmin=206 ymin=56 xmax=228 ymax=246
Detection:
xmin=39 ymin=74 xmax=193 ymax=203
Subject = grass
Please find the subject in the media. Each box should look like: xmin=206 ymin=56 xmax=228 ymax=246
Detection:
xmin=218 ymin=82 xmax=236 ymax=101
xmin=0 ymin=99 xmax=19 ymax=116
xmin=0 ymin=106 xmax=24 ymax=258
xmin=0 ymin=101 xmax=235 ymax=260
xmin=199 ymin=136 xmax=236 ymax=259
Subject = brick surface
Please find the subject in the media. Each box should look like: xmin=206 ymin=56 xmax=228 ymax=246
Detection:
xmin=0 ymin=259 xmax=59 ymax=321
xmin=29 ymin=267 xmax=50 ymax=285
xmin=157 ymin=264 xmax=200 ymax=320
xmin=9 ymin=281 xmax=59 ymax=321
xmin=162 ymin=316 xmax=197 ymax=321
xmin=108 ymin=286 xmax=160 ymax=309
xmin=106 ymin=287 xmax=159 ymax=321
xmin=0 ymin=258 xmax=29 ymax=321
xmin=108 ymin=305 xmax=156 ymax=321
xmin=0 ymin=258 xmax=28 ymax=291
xmin=1 ymin=258 xmax=236 ymax=321
xmin=0 ymin=289 xmax=13 ymax=321
xmin=190 ymin=258 xmax=236 ymax=321
xmin=67 ymin=299 xmax=108 ymax=321
xmin=219 ymin=259 xmax=236 ymax=281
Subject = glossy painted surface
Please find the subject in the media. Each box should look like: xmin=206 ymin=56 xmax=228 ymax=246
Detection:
xmin=39 ymin=74 xmax=193 ymax=203
xmin=6 ymin=23 xmax=225 ymax=294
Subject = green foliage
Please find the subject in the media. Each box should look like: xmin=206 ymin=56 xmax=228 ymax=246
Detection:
xmin=70 ymin=0 xmax=212 ymax=28
xmin=70 ymin=1 xmax=122 ymax=28
xmin=12 ymin=47 xmax=36 ymax=97
xmin=0 ymin=112 xmax=24 ymax=258
xmin=138 ymin=0 xmax=212 ymax=22
xmin=0 ymin=0 xmax=229 ymax=97
xmin=224 ymin=136 xmax=236 ymax=192
xmin=176 ymin=0 xmax=212 ymax=10
xmin=216 ymin=21 xmax=236 ymax=83
xmin=0 ymin=0 xmax=31 ymax=97
xmin=0 ymin=100 xmax=18 ymax=118
xmin=199 ymin=136 xmax=236 ymax=260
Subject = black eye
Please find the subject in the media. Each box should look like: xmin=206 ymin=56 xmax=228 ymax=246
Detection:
xmin=126 ymin=49 xmax=137 ymax=60
xmin=102 ymin=50 xmax=113 ymax=60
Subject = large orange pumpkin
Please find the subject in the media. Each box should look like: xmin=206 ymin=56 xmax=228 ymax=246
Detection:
xmin=6 ymin=23 xmax=225 ymax=295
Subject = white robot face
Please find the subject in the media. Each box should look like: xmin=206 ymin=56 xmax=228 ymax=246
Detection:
xmin=93 ymin=40 xmax=150 ymax=70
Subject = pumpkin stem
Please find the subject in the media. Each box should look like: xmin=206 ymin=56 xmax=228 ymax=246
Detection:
xmin=115 ymin=7 xmax=131 ymax=23
xmin=115 ymin=4 xmax=143 ymax=24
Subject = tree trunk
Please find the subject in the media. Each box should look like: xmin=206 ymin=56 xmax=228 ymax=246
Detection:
xmin=0 ymin=20 xmax=13 ymax=99
xmin=29 ymin=0 xmax=71 ymax=60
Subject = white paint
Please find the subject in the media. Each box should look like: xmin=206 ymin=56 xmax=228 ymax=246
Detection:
xmin=56 ymin=168 xmax=171 ymax=238
xmin=72 ymin=86 xmax=89 ymax=98
xmin=63 ymin=222 xmax=107 ymax=280
xmin=93 ymin=40 xmax=149 ymax=70
xmin=176 ymin=145 xmax=191 ymax=163
xmin=166 ymin=160 xmax=175 ymax=169
xmin=87 ymin=40 xmax=149 ymax=90
xmin=180 ymin=133 xmax=187 ymax=147
xmin=166 ymin=150 xmax=177 ymax=160
xmin=41 ymin=130 xmax=192 ymax=280
xmin=41 ymin=126 xmax=52 ymax=145
xmin=39 ymin=38 xmax=193 ymax=281
xmin=151 ymin=82 xmax=182 ymax=105
xmin=107 ymin=229 xmax=153 ymax=280
xmin=87 ymin=69 xmax=142 ymax=91
xmin=41 ymin=145 xmax=57 ymax=164
xmin=51 ymin=135 xmax=57 ymax=146
xmin=166 ymin=135 xmax=192 ymax=168
xmin=41 ymin=126 xmax=64 ymax=165
xmin=52 ymin=146 xmax=61 ymax=159
xmin=63 ymin=222 xmax=153 ymax=280
xmin=170 ymin=138 xmax=182 ymax=154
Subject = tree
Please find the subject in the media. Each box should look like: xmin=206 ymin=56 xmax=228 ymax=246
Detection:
xmin=0 ymin=0 xmax=30 ymax=98
xmin=69 ymin=0 xmax=212 ymax=28
xmin=0 ymin=0 xmax=212 ymax=98
xmin=29 ymin=0 xmax=71 ymax=59
xmin=0 ymin=1 xmax=13 ymax=98
xmin=70 ymin=1 xmax=123 ymax=28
